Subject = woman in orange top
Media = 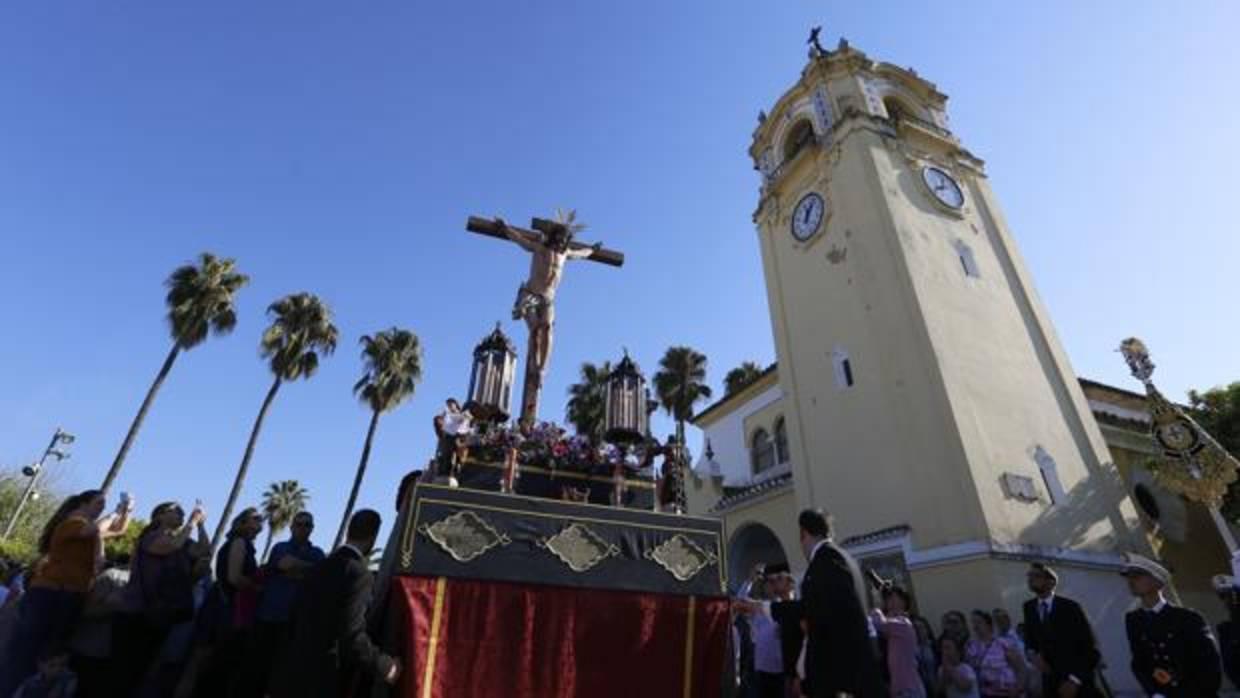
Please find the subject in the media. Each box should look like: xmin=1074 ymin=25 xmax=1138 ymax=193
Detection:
xmin=0 ymin=489 xmax=130 ymax=694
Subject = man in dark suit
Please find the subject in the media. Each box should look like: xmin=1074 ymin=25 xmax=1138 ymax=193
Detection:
xmin=1121 ymin=553 xmax=1221 ymax=698
xmin=796 ymin=508 xmax=883 ymax=698
xmin=1021 ymin=562 xmax=1102 ymax=697
xmin=1213 ymin=574 xmax=1240 ymax=689
xmin=271 ymin=509 xmax=400 ymax=698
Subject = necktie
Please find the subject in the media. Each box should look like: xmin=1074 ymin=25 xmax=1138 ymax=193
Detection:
xmin=1040 ymin=601 xmax=1050 ymax=622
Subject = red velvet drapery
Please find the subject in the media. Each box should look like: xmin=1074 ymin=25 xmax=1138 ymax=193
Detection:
xmin=389 ymin=575 xmax=729 ymax=698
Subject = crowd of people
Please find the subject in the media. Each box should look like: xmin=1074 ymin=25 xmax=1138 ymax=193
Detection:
xmin=0 ymin=489 xmax=401 ymax=698
xmin=3 ymin=486 xmax=1240 ymax=698
xmin=734 ymin=509 xmax=1240 ymax=698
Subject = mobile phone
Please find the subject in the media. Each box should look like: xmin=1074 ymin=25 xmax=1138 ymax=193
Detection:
xmin=119 ymin=491 xmax=133 ymax=511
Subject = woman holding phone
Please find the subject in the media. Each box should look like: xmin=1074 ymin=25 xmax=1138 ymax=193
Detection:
xmin=0 ymin=490 xmax=130 ymax=695
xmin=111 ymin=500 xmax=209 ymax=696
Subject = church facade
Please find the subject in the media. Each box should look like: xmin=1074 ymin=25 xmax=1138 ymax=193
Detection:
xmin=683 ymin=42 xmax=1234 ymax=693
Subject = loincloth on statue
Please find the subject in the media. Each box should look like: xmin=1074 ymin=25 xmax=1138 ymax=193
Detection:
xmin=512 ymin=283 xmax=552 ymax=322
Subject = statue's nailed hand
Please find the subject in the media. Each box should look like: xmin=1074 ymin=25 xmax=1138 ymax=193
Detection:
xmin=591 ymin=241 xmax=603 ymax=251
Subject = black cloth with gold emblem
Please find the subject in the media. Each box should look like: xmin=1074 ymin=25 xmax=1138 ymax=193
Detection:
xmin=391 ymin=483 xmax=723 ymax=596
xmin=1124 ymin=603 xmax=1222 ymax=697
xmin=373 ymin=484 xmax=731 ymax=698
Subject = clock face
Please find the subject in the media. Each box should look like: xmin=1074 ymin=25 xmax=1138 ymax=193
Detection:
xmin=922 ymin=166 xmax=964 ymax=209
xmin=791 ymin=192 xmax=825 ymax=241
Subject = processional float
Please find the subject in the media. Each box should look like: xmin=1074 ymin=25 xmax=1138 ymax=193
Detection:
xmin=375 ymin=213 xmax=729 ymax=698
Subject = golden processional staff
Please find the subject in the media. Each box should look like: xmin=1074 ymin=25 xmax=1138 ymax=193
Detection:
xmin=1120 ymin=337 xmax=1240 ymax=574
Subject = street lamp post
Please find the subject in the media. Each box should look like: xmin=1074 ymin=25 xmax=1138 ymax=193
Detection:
xmin=3 ymin=427 xmax=75 ymax=540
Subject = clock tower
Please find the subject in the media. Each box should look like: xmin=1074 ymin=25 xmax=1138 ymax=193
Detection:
xmin=749 ymin=41 xmax=1148 ymax=677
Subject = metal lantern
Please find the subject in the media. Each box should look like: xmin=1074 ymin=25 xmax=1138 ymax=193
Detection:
xmin=604 ymin=353 xmax=648 ymax=444
xmin=465 ymin=323 xmax=517 ymax=423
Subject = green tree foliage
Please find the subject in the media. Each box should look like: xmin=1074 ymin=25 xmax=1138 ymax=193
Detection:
xmin=103 ymin=518 xmax=146 ymax=563
xmin=653 ymin=346 xmax=713 ymax=447
xmin=566 ymin=361 xmax=612 ymax=443
xmin=102 ymin=253 xmax=249 ymax=493
xmin=261 ymin=480 xmax=310 ymax=561
xmin=723 ymin=361 xmax=764 ymax=396
xmin=1187 ymin=382 xmax=1240 ymax=521
xmin=212 ymin=292 xmax=338 ymax=551
xmin=336 ymin=328 xmax=423 ymax=548
xmin=0 ymin=473 xmax=62 ymax=565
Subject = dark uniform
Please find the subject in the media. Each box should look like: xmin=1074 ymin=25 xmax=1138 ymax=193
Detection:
xmin=1124 ymin=601 xmax=1222 ymax=697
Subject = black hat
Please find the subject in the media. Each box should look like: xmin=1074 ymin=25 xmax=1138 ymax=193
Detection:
xmin=763 ymin=562 xmax=791 ymax=576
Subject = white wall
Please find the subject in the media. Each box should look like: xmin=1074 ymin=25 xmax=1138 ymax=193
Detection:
xmin=692 ymin=383 xmax=784 ymax=486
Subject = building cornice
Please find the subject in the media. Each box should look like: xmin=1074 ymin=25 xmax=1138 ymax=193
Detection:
xmin=692 ymin=363 xmax=780 ymax=427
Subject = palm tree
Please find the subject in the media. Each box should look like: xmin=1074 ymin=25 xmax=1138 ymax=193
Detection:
xmin=653 ymin=346 xmax=713 ymax=448
xmin=565 ymin=361 xmax=612 ymax=443
xmin=211 ymin=293 xmax=338 ymax=551
xmin=260 ymin=479 xmax=309 ymax=561
xmin=101 ymin=253 xmax=249 ymax=493
xmin=335 ymin=327 xmax=423 ymax=548
xmin=724 ymin=361 xmax=764 ymax=396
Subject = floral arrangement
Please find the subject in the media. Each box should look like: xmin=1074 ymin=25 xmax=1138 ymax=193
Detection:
xmin=463 ymin=420 xmax=661 ymax=479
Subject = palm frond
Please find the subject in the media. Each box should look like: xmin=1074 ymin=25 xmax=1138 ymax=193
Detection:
xmin=261 ymin=292 xmax=339 ymax=381
xmin=165 ymin=252 xmax=250 ymax=349
xmin=353 ymin=327 xmax=424 ymax=413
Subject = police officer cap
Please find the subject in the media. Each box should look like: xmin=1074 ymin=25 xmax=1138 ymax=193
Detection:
xmin=1119 ymin=553 xmax=1171 ymax=586
xmin=1028 ymin=562 xmax=1058 ymax=584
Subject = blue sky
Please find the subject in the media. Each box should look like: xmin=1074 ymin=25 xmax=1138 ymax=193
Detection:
xmin=2 ymin=2 xmax=1237 ymax=544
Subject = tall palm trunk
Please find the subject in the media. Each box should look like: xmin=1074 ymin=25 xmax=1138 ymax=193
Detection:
xmin=212 ymin=377 xmax=282 ymax=553
xmin=101 ymin=344 xmax=181 ymax=493
xmin=675 ymin=419 xmax=686 ymax=449
xmin=335 ymin=409 xmax=380 ymax=549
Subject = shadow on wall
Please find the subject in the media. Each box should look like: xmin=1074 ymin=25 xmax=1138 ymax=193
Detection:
xmin=1020 ymin=464 xmax=1131 ymax=552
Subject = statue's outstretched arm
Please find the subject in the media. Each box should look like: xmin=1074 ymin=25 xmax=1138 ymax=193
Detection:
xmin=565 ymin=241 xmax=603 ymax=260
xmin=496 ymin=217 xmax=540 ymax=253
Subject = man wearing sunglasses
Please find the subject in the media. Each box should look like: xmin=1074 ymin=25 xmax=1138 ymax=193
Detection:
xmin=245 ymin=511 xmax=326 ymax=697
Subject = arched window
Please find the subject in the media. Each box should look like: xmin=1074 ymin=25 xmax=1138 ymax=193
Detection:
xmin=883 ymin=96 xmax=919 ymax=123
xmin=832 ymin=347 xmax=855 ymax=389
xmin=751 ymin=429 xmax=776 ymax=475
xmin=782 ymin=120 xmax=815 ymax=162
xmin=774 ymin=417 xmax=789 ymax=464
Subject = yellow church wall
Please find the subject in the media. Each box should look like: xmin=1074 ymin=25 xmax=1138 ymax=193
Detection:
xmin=758 ymin=121 xmax=991 ymax=551
xmin=908 ymin=556 xmax=1136 ymax=692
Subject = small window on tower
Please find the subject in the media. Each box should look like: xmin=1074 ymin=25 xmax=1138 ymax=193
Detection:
xmin=953 ymin=239 xmax=980 ymax=279
xmin=832 ymin=347 xmax=854 ymax=389
xmin=1033 ymin=446 xmax=1066 ymax=505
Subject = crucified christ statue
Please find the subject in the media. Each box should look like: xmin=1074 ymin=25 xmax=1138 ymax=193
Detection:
xmin=466 ymin=212 xmax=624 ymax=426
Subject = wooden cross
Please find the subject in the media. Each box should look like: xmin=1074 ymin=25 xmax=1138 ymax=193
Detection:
xmin=466 ymin=214 xmax=624 ymax=426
